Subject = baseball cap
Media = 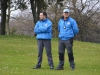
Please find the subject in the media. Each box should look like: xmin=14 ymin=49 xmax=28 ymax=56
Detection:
xmin=63 ymin=9 xmax=70 ymax=13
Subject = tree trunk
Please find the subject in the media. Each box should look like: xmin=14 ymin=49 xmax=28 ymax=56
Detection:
xmin=30 ymin=0 xmax=46 ymax=25
xmin=6 ymin=0 xmax=10 ymax=35
xmin=0 ymin=0 xmax=8 ymax=35
xmin=30 ymin=0 xmax=38 ymax=24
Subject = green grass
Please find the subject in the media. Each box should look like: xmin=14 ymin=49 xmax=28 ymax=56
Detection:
xmin=0 ymin=35 xmax=100 ymax=75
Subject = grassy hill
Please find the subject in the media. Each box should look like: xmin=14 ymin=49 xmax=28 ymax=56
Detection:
xmin=0 ymin=35 xmax=100 ymax=75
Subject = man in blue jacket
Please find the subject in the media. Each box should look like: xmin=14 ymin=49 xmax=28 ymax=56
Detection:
xmin=33 ymin=12 xmax=54 ymax=69
xmin=56 ymin=9 xmax=79 ymax=70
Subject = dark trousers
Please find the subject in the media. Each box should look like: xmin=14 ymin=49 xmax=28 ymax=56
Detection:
xmin=36 ymin=39 xmax=54 ymax=66
xmin=58 ymin=38 xmax=75 ymax=67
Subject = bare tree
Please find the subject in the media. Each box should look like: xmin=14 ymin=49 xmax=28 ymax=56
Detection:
xmin=46 ymin=0 xmax=64 ymax=37
xmin=10 ymin=9 xmax=34 ymax=35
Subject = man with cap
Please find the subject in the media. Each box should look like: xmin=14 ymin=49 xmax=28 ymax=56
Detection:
xmin=33 ymin=12 xmax=54 ymax=69
xmin=56 ymin=9 xmax=79 ymax=70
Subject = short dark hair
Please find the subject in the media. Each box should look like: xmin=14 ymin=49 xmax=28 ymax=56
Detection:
xmin=40 ymin=12 xmax=47 ymax=18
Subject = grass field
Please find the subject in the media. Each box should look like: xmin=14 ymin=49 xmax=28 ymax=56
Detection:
xmin=0 ymin=35 xmax=100 ymax=75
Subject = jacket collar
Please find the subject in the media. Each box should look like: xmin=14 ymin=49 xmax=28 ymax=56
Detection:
xmin=61 ymin=16 xmax=70 ymax=21
xmin=40 ymin=18 xmax=48 ymax=22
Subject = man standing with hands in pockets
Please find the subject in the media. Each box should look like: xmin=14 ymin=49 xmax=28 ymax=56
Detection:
xmin=56 ymin=9 xmax=79 ymax=70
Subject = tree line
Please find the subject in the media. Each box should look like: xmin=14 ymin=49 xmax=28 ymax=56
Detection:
xmin=0 ymin=0 xmax=100 ymax=43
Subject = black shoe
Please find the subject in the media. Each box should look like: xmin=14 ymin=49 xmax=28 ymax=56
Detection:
xmin=33 ymin=65 xmax=41 ymax=69
xmin=50 ymin=65 xmax=54 ymax=69
xmin=56 ymin=67 xmax=64 ymax=70
xmin=71 ymin=66 xmax=75 ymax=70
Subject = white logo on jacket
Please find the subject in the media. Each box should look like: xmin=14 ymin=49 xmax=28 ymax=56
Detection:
xmin=45 ymin=24 xmax=48 ymax=27
xmin=67 ymin=22 xmax=70 ymax=25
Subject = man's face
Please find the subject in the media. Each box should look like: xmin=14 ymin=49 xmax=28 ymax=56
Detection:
xmin=63 ymin=12 xmax=69 ymax=18
xmin=39 ymin=13 xmax=45 ymax=20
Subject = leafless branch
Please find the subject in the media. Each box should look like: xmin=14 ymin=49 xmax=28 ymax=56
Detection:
xmin=87 ymin=0 xmax=99 ymax=15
